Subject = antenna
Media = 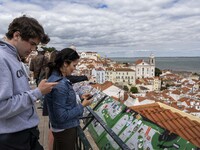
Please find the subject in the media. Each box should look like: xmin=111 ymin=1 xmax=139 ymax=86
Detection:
xmin=118 ymin=90 xmax=121 ymax=101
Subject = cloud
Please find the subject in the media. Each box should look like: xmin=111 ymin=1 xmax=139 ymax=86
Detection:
xmin=0 ymin=0 xmax=200 ymax=57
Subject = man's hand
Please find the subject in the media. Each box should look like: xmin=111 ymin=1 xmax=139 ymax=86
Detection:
xmin=38 ymin=79 xmax=58 ymax=95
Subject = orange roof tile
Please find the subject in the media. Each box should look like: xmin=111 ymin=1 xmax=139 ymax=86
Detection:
xmin=130 ymin=102 xmax=200 ymax=147
xmin=172 ymin=89 xmax=181 ymax=95
xmin=91 ymin=81 xmax=113 ymax=91
xmin=135 ymin=59 xmax=143 ymax=65
xmin=114 ymin=68 xmax=135 ymax=72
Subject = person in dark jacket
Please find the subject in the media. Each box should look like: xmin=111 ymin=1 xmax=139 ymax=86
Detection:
xmin=43 ymin=75 xmax=88 ymax=150
xmin=43 ymin=75 xmax=88 ymax=116
xmin=30 ymin=47 xmax=49 ymax=86
xmin=44 ymin=48 xmax=92 ymax=150
xmin=43 ymin=50 xmax=89 ymax=116
xmin=42 ymin=50 xmax=89 ymax=150
xmin=30 ymin=47 xmax=50 ymax=108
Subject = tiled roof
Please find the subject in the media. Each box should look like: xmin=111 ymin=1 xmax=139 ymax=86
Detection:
xmin=181 ymin=87 xmax=190 ymax=94
xmin=135 ymin=59 xmax=143 ymax=65
xmin=114 ymin=68 xmax=135 ymax=71
xmin=137 ymin=96 xmax=147 ymax=102
xmin=186 ymin=107 xmax=200 ymax=113
xmin=111 ymin=96 xmax=119 ymax=101
xmin=136 ymin=79 xmax=143 ymax=84
xmin=130 ymin=102 xmax=200 ymax=148
xmin=84 ymin=51 xmax=97 ymax=53
xmin=91 ymin=81 xmax=113 ymax=91
xmin=87 ymin=64 xmax=95 ymax=68
xmin=171 ymin=89 xmax=181 ymax=95
xmin=95 ymin=67 xmax=104 ymax=71
xmin=105 ymin=67 xmax=113 ymax=71
xmin=179 ymin=97 xmax=190 ymax=105
xmin=123 ymin=92 xmax=129 ymax=101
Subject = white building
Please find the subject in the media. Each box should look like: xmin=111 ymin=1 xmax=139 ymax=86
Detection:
xmin=80 ymin=52 xmax=99 ymax=61
xmin=130 ymin=54 xmax=155 ymax=79
xmin=92 ymin=67 xmax=106 ymax=84
xmin=105 ymin=68 xmax=135 ymax=85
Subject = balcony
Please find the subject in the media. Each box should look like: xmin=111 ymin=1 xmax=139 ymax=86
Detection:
xmin=37 ymin=96 xmax=130 ymax=150
xmin=37 ymin=92 xmax=200 ymax=149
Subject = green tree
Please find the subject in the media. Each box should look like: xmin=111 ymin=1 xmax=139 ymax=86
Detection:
xmin=130 ymin=86 xmax=138 ymax=93
xmin=123 ymin=85 xmax=129 ymax=91
xmin=193 ymin=72 xmax=199 ymax=76
xmin=155 ymin=67 xmax=162 ymax=76
xmin=42 ymin=47 xmax=56 ymax=52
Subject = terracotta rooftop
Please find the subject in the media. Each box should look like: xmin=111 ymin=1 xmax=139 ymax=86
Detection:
xmin=123 ymin=92 xmax=129 ymax=101
xmin=130 ymin=102 xmax=200 ymax=148
xmin=84 ymin=51 xmax=97 ymax=53
xmin=114 ymin=68 xmax=135 ymax=72
xmin=95 ymin=67 xmax=104 ymax=71
xmin=171 ymin=89 xmax=181 ymax=95
xmin=91 ymin=81 xmax=113 ymax=91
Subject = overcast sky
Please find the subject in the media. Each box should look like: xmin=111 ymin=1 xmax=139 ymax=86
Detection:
xmin=1 ymin=0 xmax=200 ymax=57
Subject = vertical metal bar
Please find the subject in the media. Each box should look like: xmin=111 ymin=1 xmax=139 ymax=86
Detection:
xmin=85 ymin=107 xmax=131 ymax=150
xmin=82 ymin=96 xmax=107 ymax=130
xmin=92 ymin=95 xmax=108 ymax=111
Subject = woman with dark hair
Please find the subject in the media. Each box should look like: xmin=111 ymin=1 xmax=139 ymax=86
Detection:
xmin=44 ymin=48 xmax=92 ymax=150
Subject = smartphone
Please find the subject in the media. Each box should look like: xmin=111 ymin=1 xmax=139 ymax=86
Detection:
xmin=86 ymin=93 xmax=97 ymax=100
xmin=55 ymin=78 xmax=62 ymax=82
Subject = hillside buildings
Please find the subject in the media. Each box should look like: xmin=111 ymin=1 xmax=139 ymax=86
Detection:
xmin=75 ymin=51 xmax=200 ymax=118
xmin=80 ymin=51 xmax=156 ymax=87
xmin=29 ymin=48 xmax=200 ymax=149
xmin=75 ymin=51 xmax=200 ymax=149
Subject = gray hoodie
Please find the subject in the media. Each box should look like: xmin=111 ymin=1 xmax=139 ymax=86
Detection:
xmin=0 ymin=40 xmax=42 ymax=134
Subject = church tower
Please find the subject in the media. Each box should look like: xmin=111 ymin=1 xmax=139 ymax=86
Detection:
xmin=149 ymin=53 xmax=155 ymax=65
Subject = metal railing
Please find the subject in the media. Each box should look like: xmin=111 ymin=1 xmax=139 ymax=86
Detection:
xmin=76 ymin=96 xmax=131 ymax=150
xmin=76 ymin=126 xmax=92 ymax=150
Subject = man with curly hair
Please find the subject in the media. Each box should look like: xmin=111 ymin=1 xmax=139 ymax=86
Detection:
xmin=0 ymin=15 xmax=58 ymax=150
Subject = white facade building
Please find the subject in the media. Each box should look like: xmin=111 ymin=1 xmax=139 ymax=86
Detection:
xmin=105 ymin=68 xmax=135 ymax=85
xmin=92 ymin=68 xmax=106 ymax=84
xmin=80 ymin=52 xmax=98 ymax=61
xmin=131 ymin=54 xmax=155 ymax=79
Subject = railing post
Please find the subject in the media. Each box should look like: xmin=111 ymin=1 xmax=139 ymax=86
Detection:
xmin=82 ymin=96 xmax=107 ymax=131
xmin=83 ymin=107 xmax=131 ymax=150
xmin=76 ymin=126 xmax=93 ymax=150
xmin=78 ymin=95 xmax=130 ymax=149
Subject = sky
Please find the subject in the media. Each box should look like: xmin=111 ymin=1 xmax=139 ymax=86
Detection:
xmin=0 ymin=0 xmax=200 ymax=57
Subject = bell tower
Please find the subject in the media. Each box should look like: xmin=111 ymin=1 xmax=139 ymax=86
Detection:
xmin=149 ymin=53 xmax=155 ymax=65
